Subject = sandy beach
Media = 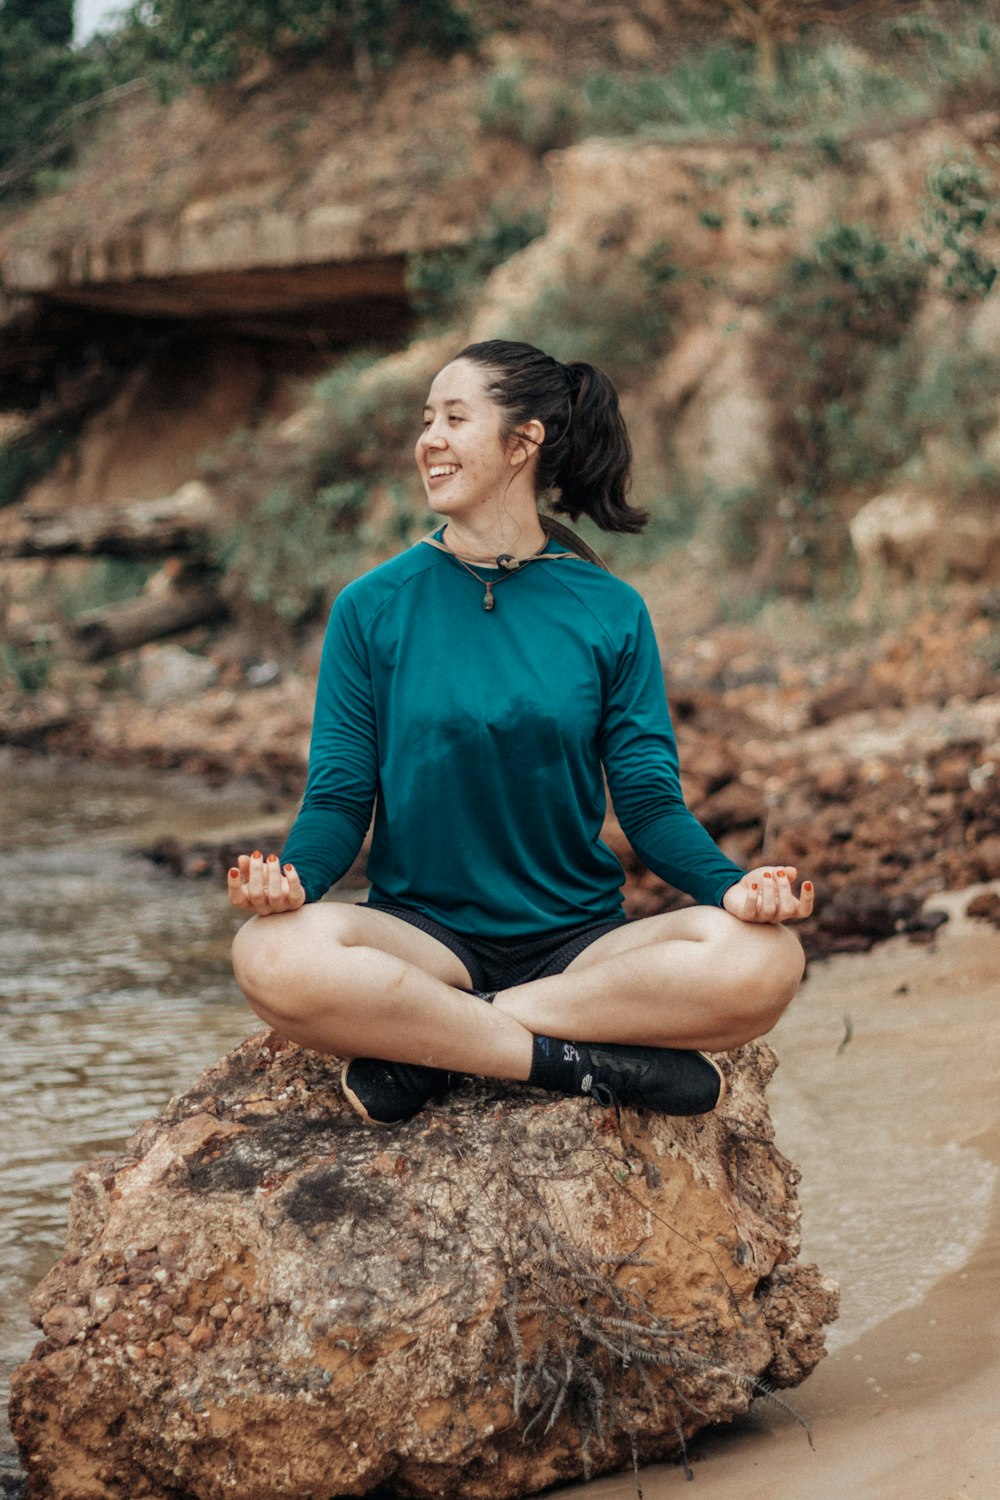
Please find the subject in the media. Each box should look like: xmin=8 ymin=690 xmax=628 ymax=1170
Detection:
xmin=568 ymin=885 xmax=1000 ymax=1500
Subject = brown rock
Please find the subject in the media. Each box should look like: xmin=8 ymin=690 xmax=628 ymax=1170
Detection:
xmin=966 ymin=890 xmax=1000 ymax=928
xmin=37 ymin=1305 xmax=87 ymax=1348
xmin=970 ymin=836 xmax=1000 ymax=882
xmin=9 ymin=1034 xmax=837 ymax=1500
xmin=697 ymin=779 xmax=764 ymax=836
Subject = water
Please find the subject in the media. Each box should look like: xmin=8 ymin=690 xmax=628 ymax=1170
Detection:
xmin=764 ymin=903 xmax=999 ymax=1353
xmin=0 ymin=758 xmax=269 ymax=1447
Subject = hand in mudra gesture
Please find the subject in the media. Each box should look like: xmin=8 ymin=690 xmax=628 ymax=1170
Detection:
xmin=227 ymin=851 xmax=306 ymax=914
xmin=722 ymin=866 xmax=814 ymax=925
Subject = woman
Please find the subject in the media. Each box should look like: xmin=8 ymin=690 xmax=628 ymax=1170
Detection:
xmin=228 ymin=340 xmax=813 ymax=1127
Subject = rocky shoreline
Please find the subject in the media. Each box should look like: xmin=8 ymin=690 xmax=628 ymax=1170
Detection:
xmin=9 ymin=1035 xmax=838 ymax=1500
xmin=4 ymin=597 xmax=997 ymax=960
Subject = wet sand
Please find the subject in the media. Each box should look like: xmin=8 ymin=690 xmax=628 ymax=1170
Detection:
xmin=571 ymin=885 xmax=1000 ymax=1499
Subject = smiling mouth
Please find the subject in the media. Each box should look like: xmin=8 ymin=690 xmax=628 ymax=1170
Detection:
xmin=427 ymin=464 xmax=460 ymax=481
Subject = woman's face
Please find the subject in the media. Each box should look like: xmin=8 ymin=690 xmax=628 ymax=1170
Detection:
xmin=415 ymin=359 xmax=521 ymax=522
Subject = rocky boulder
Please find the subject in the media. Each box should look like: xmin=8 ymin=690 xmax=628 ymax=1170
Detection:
xmin=10 ymin=1033 xmax=837 ymax=1500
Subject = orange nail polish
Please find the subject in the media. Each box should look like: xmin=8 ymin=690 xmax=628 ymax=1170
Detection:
xmin=251 ymin=850 xmax=262 ymax=860
xmin=750 ymin=882 xmax=758 ymax=891
xmin=229 ymin=868 xmax=239 ymax=879
xmin=284 ymin=864 xmax=294 ymax=874
xmin=267 ymin=853 xmax=278 ymax=863
xmin=763 ymin=871 xmax=772 ymax=879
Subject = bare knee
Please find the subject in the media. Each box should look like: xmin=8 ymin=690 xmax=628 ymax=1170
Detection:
xmin=231 ymin=908 xmax=331 ymax=1026
xmin=232 ymin=915 xmax=288 ymax=1017
xmin=232 ymin=901 xmax=382 ymax=1025
xmin=721 ymin=921 xmax=805 ymax=1045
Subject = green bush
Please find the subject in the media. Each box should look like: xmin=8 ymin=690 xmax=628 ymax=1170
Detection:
xmin=0 ymin=11 xmax=109 ymax=195
xmin=0 ymin=429 xmax=68 ymax=509
xmin=221 ymin=353 xmax=435 ymax=622
xmin=2 ymin=0 xmax=72 ymax=46
xmin=824 ymin=340 xmax=1000 ymax=492
xmin=116 ymin=0 xmax=478 ymax=88
xmin=0 ymin=0 xmax=480 ymax=197
xmin=920 ymin=155 xmax=998 ymax=299
xmin=406 ymin=208 xmax=547 ymax=320
xmin=478 ymin=35 xmax=933 ymax=156
xmin=756 ymin=222 xmax=928 ymax=578
xmin=494 ymin=243 xmax=679 ymax=380
xmin=477 ymin=66 xmax=579 ymax=154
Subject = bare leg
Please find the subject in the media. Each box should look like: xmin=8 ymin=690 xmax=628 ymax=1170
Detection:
xmin=232 ymin=903 xmax=535 ymax=1078
xmin=233 ymin=902 xmax=804 ymax=1076
xmin=495 ymin=906 xmax=805 ymax=1052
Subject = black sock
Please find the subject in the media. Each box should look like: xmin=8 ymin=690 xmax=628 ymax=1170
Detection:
xmin=527 ymin=1034 xmax=588 ymax=1094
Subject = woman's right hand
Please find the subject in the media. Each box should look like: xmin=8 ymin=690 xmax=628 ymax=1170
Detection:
xmin=227 ymin=852 xmax=306 ymax=914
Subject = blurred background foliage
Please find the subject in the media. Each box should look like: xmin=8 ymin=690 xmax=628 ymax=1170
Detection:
xmin=0 ymin=0 xmax=477 ymax=193
xmin=3 ymin=1 xmax=1000 ymax=630
xmin=5 ymin=1 xmax=1000 ymax=198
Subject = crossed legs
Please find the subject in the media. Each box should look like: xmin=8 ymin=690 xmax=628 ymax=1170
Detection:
xmin=231 ymin=901 xmax=805 ymax=1079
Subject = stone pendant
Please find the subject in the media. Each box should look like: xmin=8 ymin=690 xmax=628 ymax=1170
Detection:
xmin=483 ymin=584 xmax=495 ymax=611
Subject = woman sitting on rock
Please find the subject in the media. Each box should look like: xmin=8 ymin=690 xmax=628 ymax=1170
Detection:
xmin=227 ymin=339 xmax=813 ymax=1126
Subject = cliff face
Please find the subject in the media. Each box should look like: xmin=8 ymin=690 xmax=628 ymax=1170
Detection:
xmin=0 ymin=50 xmax=544 ymax=511
xmin=3 ymin=21 xmax=1000 ymax=599
xmin=0 ymin=55 xmax=539 ymax=326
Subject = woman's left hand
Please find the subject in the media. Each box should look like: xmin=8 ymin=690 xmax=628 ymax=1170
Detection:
xmin=722 ymin=866 xmax=814 ymax=924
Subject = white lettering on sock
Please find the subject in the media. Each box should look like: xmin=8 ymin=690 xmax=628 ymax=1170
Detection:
xmin=563 ymin=1043 xmax=580 ymax=1063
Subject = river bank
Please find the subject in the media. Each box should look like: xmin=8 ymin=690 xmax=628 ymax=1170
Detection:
xmin=2 ymin=756 xmax=998 ymax=1496
xmin=567 ymin=884 xmax=1000 ymax=1499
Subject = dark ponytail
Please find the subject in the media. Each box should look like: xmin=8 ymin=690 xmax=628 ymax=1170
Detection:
xmin=455 ymin=340 xmax=647 ymax=534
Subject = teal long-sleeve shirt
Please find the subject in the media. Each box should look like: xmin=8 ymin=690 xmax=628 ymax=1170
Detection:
xmin=281 ymin=535 xmax=745 ymax=936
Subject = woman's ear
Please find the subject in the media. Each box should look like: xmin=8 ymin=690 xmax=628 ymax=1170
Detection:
xmin=510 ymin=419 xmax=545 ymax=465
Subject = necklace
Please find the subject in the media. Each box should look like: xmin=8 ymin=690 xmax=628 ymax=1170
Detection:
xmin=420 ymin=533 xmax=575 ymax=611
xmin=443 ymin=548 xmax=545 ymax=610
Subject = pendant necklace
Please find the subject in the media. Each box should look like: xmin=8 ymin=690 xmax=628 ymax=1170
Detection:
xmin=419 ymin=533 xmax=576 ymax=612
xmin=445 ymin=551 xmax=519 ymax=611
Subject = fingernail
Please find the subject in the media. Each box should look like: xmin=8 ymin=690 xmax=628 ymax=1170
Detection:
xmin=763 ymin=871 xmax=772 ymax=879
xmin=804 ymin=881 xmax=813 ymax=891
xmin=776 ymin=868 xmax=785 ymax=877
xmin=251 ymin=850 xmax=262 ymax=860
xmin=750 ymin=882 xmax=758 ymax=891
xmin=284 ymin=864 xmax=294 ymax=874
xmin=229 ymin=868 xmax=239 ymax=879
xmin=267 ymin=854 xmax=278 ymax=863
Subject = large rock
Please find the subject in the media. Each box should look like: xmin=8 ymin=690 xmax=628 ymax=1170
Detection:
xmin=849 ymin=489 xmax=1000 ymax=614
xmin=10 ymin=1034 xmax=837 ymax=1500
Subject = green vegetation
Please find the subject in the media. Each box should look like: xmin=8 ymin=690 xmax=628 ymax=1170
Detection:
xmin=495 ymin=242 xmax=680 ymax=380
xmin=114 ymin=0 xmax=478 ymax=90
xmin=920 ymin=155 xmax=999 ymax=299
xmin=0 ymin=0 xmax=478 ymax=198
xmin=751 ymin=221 xmax=929 ymax=581
xmin=219 ymin=353 xmax=436 ymax=622
xmin=477 ymin=15 xmax=1000 ymax=156
xmin=406 ymin=208 xmax=548 ymax=320
xmin=0 ymin=428 xmax=68 ymax=510
xmin=823 ymin=342 xmax=1000 ymax=495
xmin=0 ymin=0 xmax=106 ymax=195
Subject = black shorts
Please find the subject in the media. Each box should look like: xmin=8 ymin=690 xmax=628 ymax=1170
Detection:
xmin=365 ymin=903 xmax=628 ymax=992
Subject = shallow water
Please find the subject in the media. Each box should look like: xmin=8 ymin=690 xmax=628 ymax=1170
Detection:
xmin=0 ymin=758 xmax=266 ymax=1438
xmin=1 ymin=759 xmax=996 ymax=1478
xmin=763 ymin=883 xmax=999 ymax=1352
